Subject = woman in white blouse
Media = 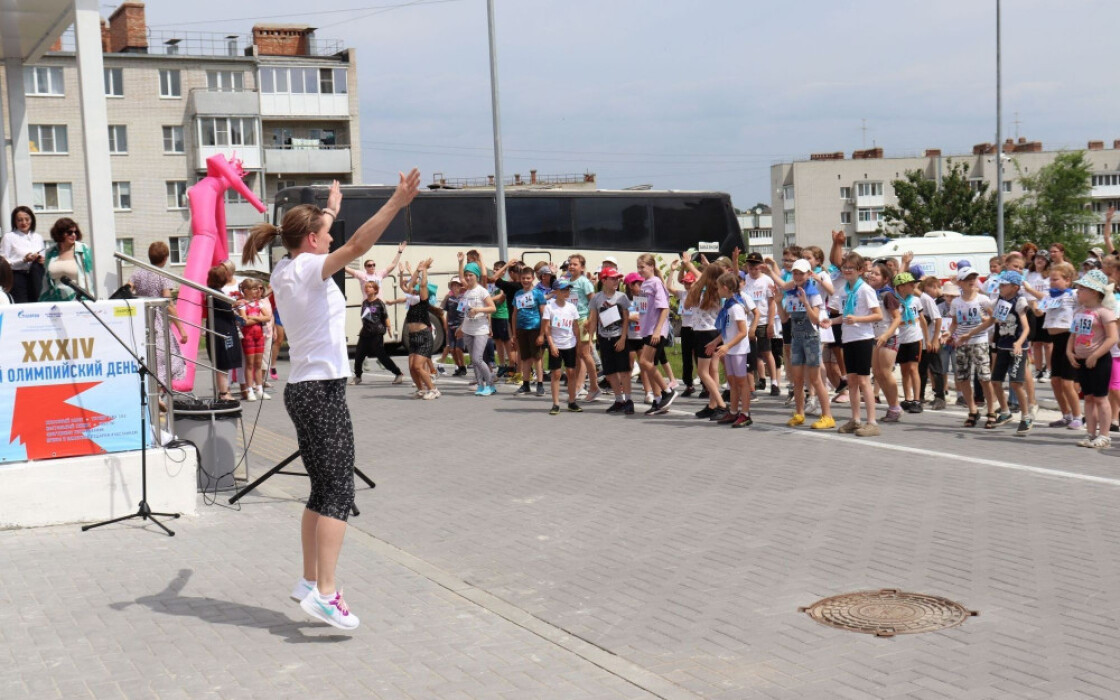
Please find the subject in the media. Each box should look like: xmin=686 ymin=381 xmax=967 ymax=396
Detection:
xmin=0 ymin=206 xmax=45 ymax=303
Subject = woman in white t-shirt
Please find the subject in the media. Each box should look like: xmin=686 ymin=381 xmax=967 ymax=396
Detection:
xmin=241 ymin=170 xmax=420 ymax=632
xmin=456 ymin=261 xmax=497 ymax=396
xmin=836 ymin=252 xmax=883 ymax=437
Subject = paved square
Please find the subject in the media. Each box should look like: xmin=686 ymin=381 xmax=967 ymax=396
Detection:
xmin=4 ymin=364 xmax=1120 ymax=699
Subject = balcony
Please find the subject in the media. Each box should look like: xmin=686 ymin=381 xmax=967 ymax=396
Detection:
xmin=190 ymin=89 xmax=259 ymax=117
xmin=196 ymin=145 xmax=261 ymax=171
xmin=260 ymin=93 xmax=349 ymax=118
xmin=1091 ymin=174 xmax=1120 ymax=199
xmin=224 ymin=201 xmax=267 ymax=227
xmin=265 ymin=145 xmax=352 ymax=174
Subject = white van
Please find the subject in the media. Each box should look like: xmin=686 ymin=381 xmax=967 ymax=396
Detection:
xmin=853 ymin=231 xmax=998 ymax=280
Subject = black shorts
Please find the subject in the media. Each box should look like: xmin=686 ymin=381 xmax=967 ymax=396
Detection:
xmin=598 ymin=336 xmax=630 ymax=375
xmin=407 ymin=329 xmax=434 ymax=357
xmin=517 ymin=328 xmax=541 ymax=360
xmin=1049 ymin=332 xmax=1075 ymax=381
xmin=491 ymin=317 xmax=511 ymax=342
xmin=843 ymin=338 xmax=875 ymax=376
xmin=641 ymin=336 xmax=669 ymax=364
xmin=1029 ymin=313 xmax=1050 ymax=343
xmin=897 ymin=340 xmax=922 ymax=364
xmin=1077 ymin=356 xmax=1113 ymax=397
xmin=548 ymin=346 xmax=578 ymax=372
xmin=992 ymin=349 xmax=1027 ymax=383
xmin=830 ymin=312 xmax=844 ymax=344
xmin=694 ymin=329 xmax=719 ymax=359
xmin=770 ymin=336 xmax=784 ymax=357
xmin=627 ymin=338 xmax=644 ymax=354
xmin=782 ymin=325 xmax=792 ymax=343
xmin=754 ymin=325 xmax=771 ymax=353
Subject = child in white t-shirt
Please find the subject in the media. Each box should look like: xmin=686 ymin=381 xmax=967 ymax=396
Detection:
xmin=542 ymin=281 xmax=582 ymax=414
xmin=706 ymin=272 xmax=758 ymax=428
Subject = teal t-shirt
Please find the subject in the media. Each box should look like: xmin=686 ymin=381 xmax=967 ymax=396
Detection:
xmin=570 ymin=275 xmax=595 ymax=319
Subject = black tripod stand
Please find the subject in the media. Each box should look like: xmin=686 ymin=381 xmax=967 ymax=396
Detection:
xmin=228 ymin=450 xmax=375 ymax=517
xmin=76 ymin=296 xmax=180 ymax=536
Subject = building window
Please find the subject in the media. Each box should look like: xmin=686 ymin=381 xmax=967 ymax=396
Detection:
xmin=28 ymin=125 xmax=68 ymax=154
xmin=260 ymin=66 xmax=348 ymax=94
xmin=840 ymin=211 xmax=852 ymax=224
xmin=104 ymin=67 xmax=123 ymax=96
xmin=200 ymin=117 xmax=256 ymax=147
xmin=32 ymin=183 xmax=73 ymax=212
xmin=159 ymin=69 xmax=181 ymax=98
xmin=166 ymin=181 xmax=188 ymax=209
xmin=112 ymin=182 xmax=132 ymax=211
xmin=840 ymin=186 xmax=851 ymax=200
xmin=1002 ymin=180 xmax=1012 ymax=193
xmin=108 ymin=125 xmax=128 ymax=154
xmin=24 ymin=66 xmax=64 ymax=95
xmin=162 ymin=125 xmax=185 ymax=153
xmin=856 ymin=182 xmax=883 ymax=197
xmin=782 ymin=185 xmax=794 ymax=200
xmin=206 ymin=70 xmax=244 ymax=92
xmin=116 ymin=238 xmax=134 ymax=257
xmin=1092 ymin=174 xmax=1120 ymax=187
xmin=169 ymin=236 xmax=190 ymax=264
xmin=969 ymin=178 xmax=985 ymax=193
xmin=784 ymin=211 xmax=795 ymax=225
xmin=857 ymin=207 xmax=884 ymax=222
xmin=227 ymin=228 xmax=249 ymax=259
xmin=225 ymin=188 xmax=248 ymax=205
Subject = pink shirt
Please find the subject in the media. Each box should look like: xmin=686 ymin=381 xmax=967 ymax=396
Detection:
xmin=639 ymin=277 xmax=670 ymax=338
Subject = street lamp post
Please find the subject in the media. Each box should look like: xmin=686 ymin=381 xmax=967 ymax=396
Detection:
xmin=487 ymin=0 xmax=509 ymax=261
xmin=995 ymin=0 xmax=1005 ymax=256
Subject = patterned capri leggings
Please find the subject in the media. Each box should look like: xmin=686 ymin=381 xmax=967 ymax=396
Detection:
xmin=283 ymin=378 xmax=355 ymax=521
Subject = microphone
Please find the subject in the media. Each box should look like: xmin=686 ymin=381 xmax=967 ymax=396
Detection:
xmin=60 ymin=275 xmax=96 ymax=302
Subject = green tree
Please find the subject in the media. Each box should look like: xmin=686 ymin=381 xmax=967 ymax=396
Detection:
xmin=881 ymin=160 xmax=1000 ymax=238
xmin=1010 ymin=150 xmax=1096 ymax=262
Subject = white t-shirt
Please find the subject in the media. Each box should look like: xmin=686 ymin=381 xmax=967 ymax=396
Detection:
xmin=543 ymin=300 xmax=580 ymax=350
xmin=950 ymin=295 xmax=994 ymax=345
xmin=458 ymin=285 xmax=492 ymax=336
xmin=692 ymin=293 xmax=719 ymax=332
xmin=838 ymin=282 xmax=880 ymax=343
xmin=272 ymin=253 xmax=348 ymax=382
xmin=1025 ymin=271 xmax=1049 ymax=296
xmin=898 ymin=297 xmax=925 ymax=345
xmin=721 ymin=301 xmax=752 ymax=355
xmin=742 ymin=275 xmax=775 ymax=324
xmin=1042 ymin=289 xmax=1077 ymax=330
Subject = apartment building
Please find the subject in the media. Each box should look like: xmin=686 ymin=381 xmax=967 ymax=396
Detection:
xmin=770 ymin=139 xmax=1120 ymax=253
xmin=0 ymin=2 xmax=361 ymax=272
xmin=737 ymin=205 xmax=772 ymax=256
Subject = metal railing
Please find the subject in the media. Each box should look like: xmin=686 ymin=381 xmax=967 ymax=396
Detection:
xmin=53 ymin=27 xmax=344 ymax=58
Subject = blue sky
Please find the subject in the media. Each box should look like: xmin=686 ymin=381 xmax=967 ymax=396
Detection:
xmin=150 ymin=0 xmax=1120 ymax=210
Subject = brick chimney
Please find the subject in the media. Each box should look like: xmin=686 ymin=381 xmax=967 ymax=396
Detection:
xmin=1014 ymin=141 xmax=1043 ymax=153
xmin=1088 ymin=140 xmax=1105 ymax=150
xmin=530 ymin=169 xmax=538 ymax=185
xmin=852 ymin=147 xmax=883 ymax=160
xmin=925 ymin=149 xmax=942 ymax=157
xmin=1114 ymin=140 xmax=1120 ymax=150
xmin=973 ymin=142 xmax=995 ymax=155
xmin=810 ymin=151 xmax=845 ymax=161
xmin=101 ymin=18 xmax=111 ymax=53
xmin=253 ymin=24 xmax=316 ymax=56
xmin=108 ymin=2 xmax=148 ymax=54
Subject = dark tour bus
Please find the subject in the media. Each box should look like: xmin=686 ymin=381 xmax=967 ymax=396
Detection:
xmin=271 ymin=186 xmax=744 ymax=353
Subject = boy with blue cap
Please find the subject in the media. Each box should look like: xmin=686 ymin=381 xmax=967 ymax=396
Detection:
xmin=990 ymin=271 xmax=1034 ymax=434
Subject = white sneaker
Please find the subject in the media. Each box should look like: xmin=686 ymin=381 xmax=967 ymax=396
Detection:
xmin=576 ymin=388 xmax=589 ymax=400
xmin=422 ymin=389 xmax=439 ymax=400
xmin=805 ymin=397 xmax=820 ymax=416
xmin=290 ymin=578 xmax=315 ymax=602
xmin=413 ymin=390 xmax=425 ymax=399
xmin=246 ymin=388 xmax=257 ymax=402
xmin=256 ymin=387 xmax=271 ymax=400
xmin=392 ymin=375 xmax=404 ymax=385
xmin=583 ymin=389 xmax=600 ymax=402
xmin=300 ymin=588 xmax=360 ymax=630
xmin=645 ymin=392 xmax=655 ymax=405
xmin=1078 ymin=435 xmax=1096 ymax=448
xmin=1090 ymin=435 xmax=1112 ymax=449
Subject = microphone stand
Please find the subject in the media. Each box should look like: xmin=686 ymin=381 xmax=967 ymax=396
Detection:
xmin=61 ymin=283 xmax=180 ymax=536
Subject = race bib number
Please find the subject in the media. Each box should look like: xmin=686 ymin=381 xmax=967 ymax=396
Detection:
xmin=1039 ymin=296 xmax=1059 ymax=311
xmin=457 ymin=299 xmax=468 ymax=314
xmin=983 ymin=278 xmax=1000 ymax=295
xmin=955 ymin=306 xmax=983 ymax=327
xmin=783 ymin=295 xmax=806 ymax=313
xmin=553 ymin=314 xmax=574 ymax=330
xmin=993 ymin=299 xmax=1013 ymax=322
xmin=632 ymin=296 xmax=648 ymax=315
xmin=1072 ymin=312 xmax=1095 ymax=343
xmin=516 ymin=293 xmax=535 ymax=310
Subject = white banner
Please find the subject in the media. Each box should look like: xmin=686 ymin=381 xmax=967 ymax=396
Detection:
xmin=0 ymin=300 xmax=151 ymax=464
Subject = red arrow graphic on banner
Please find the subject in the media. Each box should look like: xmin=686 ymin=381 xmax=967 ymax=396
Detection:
xmin=10 ymin=382 xmax=113 ymax=460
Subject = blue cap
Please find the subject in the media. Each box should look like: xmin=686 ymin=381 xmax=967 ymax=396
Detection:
xmin=999 ymin=270 xmax=1023 ymax=286
xmin=909 ymin=264 xmax=925 ymax=278
xmin=553 ymin=279 xmax=571 ymax=291
xmin=956 ymin=259 xmax=972 ymax=269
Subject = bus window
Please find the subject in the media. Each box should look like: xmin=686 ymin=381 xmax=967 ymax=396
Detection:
xmin=409 ymin=196 xmax=496 ymax=245
xmin=652 ymin=197 xmax=729 ymax=253
xmin=507 ymin=197 xmax=573 ymax=248
xmin=342 ymin=198 xmax=408 ymax=244
xmin=574 ymin=198 xmax=651 ymax=251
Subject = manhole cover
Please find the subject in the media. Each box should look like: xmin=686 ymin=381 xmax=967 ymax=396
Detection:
xmin=799 ymin=589 xmax=978 ymax=637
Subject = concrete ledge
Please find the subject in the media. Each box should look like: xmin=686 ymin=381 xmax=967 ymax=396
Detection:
xmin=0 ymin=447 xmax=198 ymax=529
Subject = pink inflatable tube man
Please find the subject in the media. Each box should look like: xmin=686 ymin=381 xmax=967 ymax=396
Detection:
xmin=173 ymin=154 xmax=266 ymax=392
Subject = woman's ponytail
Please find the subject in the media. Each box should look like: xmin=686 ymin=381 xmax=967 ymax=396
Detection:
xmin=242 ymin=222 xmax=280 ymax=265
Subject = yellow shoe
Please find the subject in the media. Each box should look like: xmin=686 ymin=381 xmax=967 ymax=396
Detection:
xmin=787 ymin=414 xmax=805 ymax=427
xmin=811 ymin=415 xmax=837 ymax=430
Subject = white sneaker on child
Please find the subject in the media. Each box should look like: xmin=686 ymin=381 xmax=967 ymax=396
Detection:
xmin=246 ymin=388 xmax=257 ymax=402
